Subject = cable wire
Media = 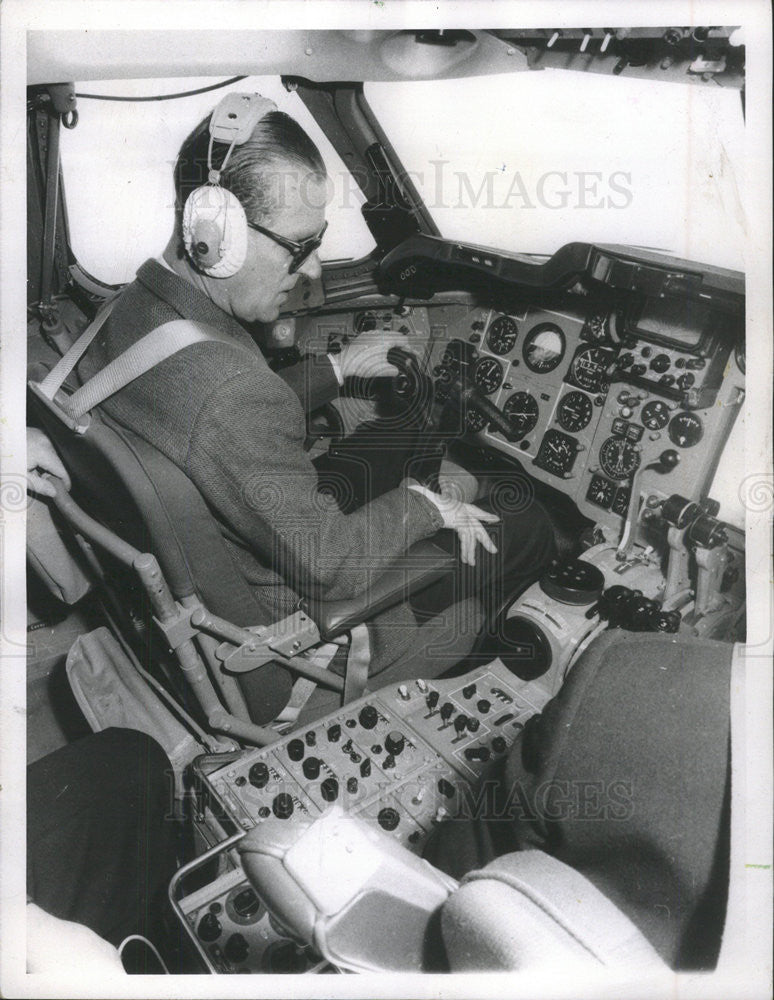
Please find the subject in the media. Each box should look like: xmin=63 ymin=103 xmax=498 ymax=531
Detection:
xmin=75 ymin=76 xmax=247 ymax=102
xmin=118 ymin=934 xmax=169 ymax=974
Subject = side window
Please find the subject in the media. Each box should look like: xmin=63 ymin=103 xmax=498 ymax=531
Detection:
xmin=60 ymin=76 xmax=375 ymax=285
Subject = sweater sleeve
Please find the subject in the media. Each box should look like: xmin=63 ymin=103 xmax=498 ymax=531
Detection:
xmin=276 ymin=354 xmax=340 ymax=413
xmin=186 ymin=367 xmax=444 ymax=601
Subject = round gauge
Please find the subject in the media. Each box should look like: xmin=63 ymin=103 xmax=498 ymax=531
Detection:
xmin=486 ymin=315 xmax=519 ymax=356
xmin=556 ymin=391 xmax=593 ymax=433
xmin=354 ymin=311 xmax=378 ymax=333
xmin=585 ymin=313 xmax=610 ymax=342
xmin=465 ymin=405 xmax=488 ymax=432
xmin=599 ymin=436 xmax=641 ymax=481
xmin=641 ymin=400 xmax=671 ymax=431
xmin=668 ymin=411 xmax=704 ymax=448
xmin=473 ymin=356 xmax=505 ymax=395
xmin=568 ymin=345 xmax=616 ymax=393
xmin=503 ymin=391 xmax=539 ymax=437
xmin=522 ymin=323 xmax=566 ymax=374
xmin=586 ymin=474 xmax=616 ymax=509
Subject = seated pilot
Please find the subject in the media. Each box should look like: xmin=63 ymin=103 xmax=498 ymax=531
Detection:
xmin=76 ymin=93 xmax=555 ymax=718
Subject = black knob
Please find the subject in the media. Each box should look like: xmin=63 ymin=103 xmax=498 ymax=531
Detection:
xmin=358 ymin=705 xmax=379 ymax=729
xmin=320 ymin=777 xmax=339 ymax=802
xmin=492 ymin=736 xmax=507 ymax=754
xmin=659 ymin=374 xmax=676 ymax=386
xmin=677 ymin=373 xmax=695 ymax=390
xmin=197 ymin=912 xmax=222 ymax=942
xmin=659 ymin=449 xmax=680 ymax=470
xmin=383 ymin=754 xmax=395 ymax=770
xmin=685 ymin=357 xmax=706 ymax=370
xmin=640 ymin=346 xmax=652 ymax=358
xmin=272 ymin=793 xmax=295 ymax=819
xmin=385 ymin=731 xmax=405 ymax=756
xmin=258 ymin=806 xmax=271 ymax=819
xmin=248 ymin=761 xmax=269 ymax=789
xmin=477 ymin=699 xmax=491 ymax=714
xmin=650 ymin=353 xmax=670 ymax=373
xmin=359 ymin=758 xmax=371 ymax=778
xmin=454 ymin=715 xmax=468 ymax=734
xmin=347 ymin=777 xmax=358 ymax=794
xmin=304 ymin=731 xmax=316 ymax=747
xmin=437 ymin=778 xmax=455 ymax=798
xmin=467 ymin=718 xmax=481 ymax=733
xmin=630 ymin=363 xmax=647 ymax=376
xmin=224 ymin=932 xmax=249 ymax=964
xmin=378 ymin=807 xmax=400 ymax=831
xmin=302 ymin=757 xmax=321 ymax=780
xmin=327 ymin=723 xmax=341 ymax=743
xmin=287 ymin=739 xmax=304 ymax=761
xmin=617 ymin=352 xmax=635 ymax=368
xmin=462 ymin=683 xmax=477 ymax=699
xmin=426 ymin=691 xmax=440 ymax=711
xmin=440 ymin=702 xmax=455 ymax=721
xmin=464 ymin=746 xmax=491 ymax=762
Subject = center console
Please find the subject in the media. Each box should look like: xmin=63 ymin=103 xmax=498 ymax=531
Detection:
xmin=171 ymin=660 xmax=551 ymax=973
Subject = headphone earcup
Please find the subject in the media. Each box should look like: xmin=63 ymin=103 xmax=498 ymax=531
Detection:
xmin=182 ymin=185 xmax=248 ymax=278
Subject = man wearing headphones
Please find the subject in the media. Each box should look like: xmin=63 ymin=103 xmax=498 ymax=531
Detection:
xmin=78 ymin=93 xmax=554 ymax=716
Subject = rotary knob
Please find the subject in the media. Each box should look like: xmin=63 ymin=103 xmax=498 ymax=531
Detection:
xmin=197 ymin=912 xmax=221 ymax=942
xmin=248 ymin=761 xmax=269 ymax=789
xmin=377 ymin=807 xmax=400 ymax=832
xmin=358 ymin=705 xmax=379 ymax=730
xmin=224 ymin=932 xmax=249 ymax=964
xmin=272 ymin=793 xmax=295 ymax=819
xmin=320 ymin=777 xmax=339 ymax=802
xmin=287 ymin=739 xmax=304 ymax=762
xmin=384 ymin=731 xmax=405 ymax=756
xmin=649 ymin=353 xmax=671 ymax=373
xmin=302 ymin=757 xmax=321 ymax=780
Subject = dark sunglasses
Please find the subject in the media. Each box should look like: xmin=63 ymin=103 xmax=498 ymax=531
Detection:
xmin=246 ymin=219 xmax=328 ymax=273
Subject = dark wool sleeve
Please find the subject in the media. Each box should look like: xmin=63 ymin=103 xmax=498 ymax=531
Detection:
xmin=185 ymin=367 xmax=444 ymax=601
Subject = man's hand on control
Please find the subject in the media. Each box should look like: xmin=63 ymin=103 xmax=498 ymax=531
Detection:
xmin=409 ymin=485 xmax=499 ymax=566
xmin=26 ymin=428 xmax=70 ymax=497
xmin=337 ymin=331 xmax=420 ymax=381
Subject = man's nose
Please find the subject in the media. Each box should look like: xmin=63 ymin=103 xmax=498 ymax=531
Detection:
xmin=297 ymin=249 xmax=322 ymax=281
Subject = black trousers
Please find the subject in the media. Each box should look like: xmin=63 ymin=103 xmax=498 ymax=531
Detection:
xmin=409 ymin=493 xmax=557 ymax=629
xmin=27 ymin=728 xmax=176 ymax=948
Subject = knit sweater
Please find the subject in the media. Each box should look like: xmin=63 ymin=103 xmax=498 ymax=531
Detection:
xmin=78 ymin=259 xmax=444 ymax=622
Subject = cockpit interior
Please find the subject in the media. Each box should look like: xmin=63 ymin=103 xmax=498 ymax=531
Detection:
xmin=3 ymin=16 xmax=771 ymax=992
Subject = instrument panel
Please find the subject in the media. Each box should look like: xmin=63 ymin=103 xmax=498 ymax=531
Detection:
xmin=294 ymin=283 xmax=744 ymax=537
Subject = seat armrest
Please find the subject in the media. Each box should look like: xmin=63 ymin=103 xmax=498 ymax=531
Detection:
xmin=441 ymin=850 xmax=667 ymax=971
xmin=239 ymin=807 xmax=457 ymax=972
xmin=300 ymin=536 xmax=456 ymax=640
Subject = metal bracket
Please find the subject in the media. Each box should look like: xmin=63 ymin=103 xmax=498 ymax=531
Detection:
xmin=47 ymin=83 xmax=77 ymax=115
xmin=153 ymin=605 xmax=198 ymax=649
xmin=216 ymin=611 xmax=322 ymax=674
